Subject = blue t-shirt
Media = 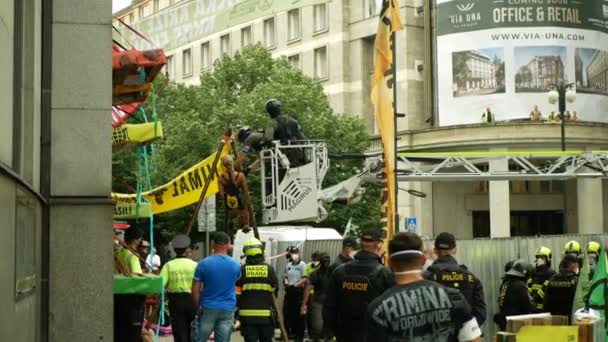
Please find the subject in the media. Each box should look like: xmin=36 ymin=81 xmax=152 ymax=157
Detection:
xmin=193 ymin=254 xmax=241 ymax=310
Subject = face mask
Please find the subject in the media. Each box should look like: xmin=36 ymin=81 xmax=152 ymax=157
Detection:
xmin=291 ymin=254 xmax=300 ymax=262
xmin=312 ymin=261 xmax=320 ymax=267
xmin=422 ymin=259 xmax=433 ymax=271
xmin=535 ymin=258 xmax=546 ymax=267
xmin=349 ymin=251 xmax=357 ymax=259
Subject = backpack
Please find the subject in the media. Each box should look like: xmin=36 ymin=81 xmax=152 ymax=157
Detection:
xmin=223 ymin=172 xmax=242 ymax=209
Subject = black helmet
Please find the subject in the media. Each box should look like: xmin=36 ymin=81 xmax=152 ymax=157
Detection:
xmin=237 ymin=127 xmax=252 ymax=143
xmin=506 ymin=260 xmax=531 ymax=278
xmin=265 ymin=99 xmax=282 ymax=118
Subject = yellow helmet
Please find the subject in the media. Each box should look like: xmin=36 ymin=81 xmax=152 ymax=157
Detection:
xmin=243 ymin=237 xmax=264 ymax=257
xmin=535 ymin=246 xmax=552 ymax=262
xmin=563 ymin=240 xmax=581 ymax=255
xmin=587 ymin=241 xmax=601 ymax=256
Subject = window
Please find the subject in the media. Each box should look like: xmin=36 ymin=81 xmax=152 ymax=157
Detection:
xmin=182 ymin=48 xmax=192 ymax=77
xmin=263 ymin=17 xmax=276 ymax=48
xmin=241 ymin=26 xmax=252 ymax=47
xmin=138 ymin=6 xmax=144 ymax=19
xmin=288 ymin=9 xmax=301 ymax=41
xmin=365 ymin=0 xmax=383 ymax=18
xmin=166 ymin=55 xmax=174 ymax=79
xmin=201 ymin=42 xmax=211 ymax=70
xmin=313 ymin=4 xmax=328 ymax=33
xmin=314 ymin=46 xmax=328 ymax=80
xmin=288 ymin=54 xmax=301 ymax=70
xmin=128 ymin=12 xmax=134 ymax=23
xmin=220 ymin=34 xmax=231 ymax=56
xmin=15 ymin=188 xmax=39 ymax=297
xmin=153 ymin=0 xmax=159 ymax=12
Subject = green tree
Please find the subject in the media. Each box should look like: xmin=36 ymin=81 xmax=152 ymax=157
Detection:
xmin=112 ymin=45 xmax=379 ymax=240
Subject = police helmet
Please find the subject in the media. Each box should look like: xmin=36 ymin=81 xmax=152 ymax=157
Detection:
xmin=587 ymin=241 xmax=601 ymax=256
xmin=265 ymin=99 xmax=282 ymax=118
xmin=563 ymin=240 xmax=581 ymax=255
xmin=535 ymin=246 xmax=552 ymax=263
xmin=237 ymin=127 xmax=252 ymax=143
xmin=506 ymin=260 xmax=531 ymax=278
xmin=286 ymin=246 xmax=299 ymax=254
xmin=243 ymin=237 xmax=264 ymax=257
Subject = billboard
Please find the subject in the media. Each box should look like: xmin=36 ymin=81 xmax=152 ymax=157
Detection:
xmin=435 ymin=0 xmax=608 ymax=126
xmin=116 ymin=0 xmax=326 ymax=52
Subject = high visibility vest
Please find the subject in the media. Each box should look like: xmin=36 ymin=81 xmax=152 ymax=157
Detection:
xmin=160 ymin=257 xmax=197 ymax=293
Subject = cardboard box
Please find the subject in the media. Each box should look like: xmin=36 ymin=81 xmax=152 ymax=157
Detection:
xmin=506 ymin=313 xmax=569 ymax=334
xmin=575 ymin=318 xmax=605 ymax=342
xmin=494 ymin=332 xmax=516 ymax=342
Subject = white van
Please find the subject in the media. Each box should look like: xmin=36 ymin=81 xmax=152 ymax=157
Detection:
xmin=232 ymin=225 xmax=343 ymax=264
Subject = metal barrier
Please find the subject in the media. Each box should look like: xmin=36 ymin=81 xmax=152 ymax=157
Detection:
xmin=449 ymin=233 xmax=608 ymax=340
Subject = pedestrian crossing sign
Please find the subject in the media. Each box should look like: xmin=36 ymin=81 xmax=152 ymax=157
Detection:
xmin=406 ymin=217 xmax=417 ymax=233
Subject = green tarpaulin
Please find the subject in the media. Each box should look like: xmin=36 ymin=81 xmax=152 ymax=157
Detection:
xmin=113 ymin=274 xmax=164 ymax=295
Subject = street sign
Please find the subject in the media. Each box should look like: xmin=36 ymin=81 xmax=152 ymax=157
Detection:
xmin=406 ymin=217 xmax=417 ymax=233
xmin=197 ymin=197 xmax=216 ymax=232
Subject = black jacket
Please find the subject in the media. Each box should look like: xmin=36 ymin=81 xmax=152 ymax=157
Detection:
xmin=495 ymin=276 xmax=535 ymax=330
xmin=328 ymin=254 xmax=352 ymax=275
xmin=236 ymin=257 xmax=278 ymax=325
xmin=323 ymin=251 xmax=394 ymax=342
xmin=544 ymin=269 xmax=578 ymax=321
xmin=424 ymin=255 xmax=487 ymax=326
xmin=528 ymin=265 xmax=555 ymax=310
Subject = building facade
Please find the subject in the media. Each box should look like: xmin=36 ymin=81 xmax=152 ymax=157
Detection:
xmin=587 ymin=50 xmax=608 ymax=93
xmin=1 ymin=0 xmax=112 ymax=341
xmin=115 ymin=0 xmax=608 ymax=240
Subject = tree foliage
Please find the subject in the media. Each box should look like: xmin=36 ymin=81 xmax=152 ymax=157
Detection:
xmin=112 ymin=45 xmax=380 ymax=241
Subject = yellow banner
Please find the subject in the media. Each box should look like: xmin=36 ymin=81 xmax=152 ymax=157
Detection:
xmin=114 ymin=202 xmax=153 ymax=219
xmin=112 ymin=144 xmax=230 ymax=215
xmin=112 ymin=122 xmax=164 ymax=147
xmin=371 ymin=0 xmax=403 ymax=241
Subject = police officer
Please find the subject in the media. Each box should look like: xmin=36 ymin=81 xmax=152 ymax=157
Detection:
xmin=323 ymin=228 xmax=394 ymax=342
xmin=235 ymin=127 xmax=264 ymax=171
xmin=114 ymin=227 xmax=146 ymax=342
xmin=283 ymin=246 xmax=307 ymax=342
xmin=159 ymin=235 xmax=198 ymax=342
xmin=494 ymin=260 xmax=535 ymax=331
xmin=528 ymin=246 xmax=555 ymax=311
xmin=329 ymin=237 xmax=358 ymax=275
xmin=236 ymin=238 xmax=278 ymax=342
xmin=263 ymin=99 xmax=305 ymax=144
xmin=424 ymin=232 xmax=487 ymax=326
xmin=544 ymin=254 xmax=579 ymax=322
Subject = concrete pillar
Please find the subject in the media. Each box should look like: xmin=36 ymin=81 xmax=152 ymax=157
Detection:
xmin=577 ymin=178 xmax=604 ymax=234
xmin=489 ymin=158 xmax=510 ymax=237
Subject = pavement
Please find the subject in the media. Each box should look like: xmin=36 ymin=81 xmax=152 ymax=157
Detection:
xmin=158 ymin=333 xmax=245 ymax=341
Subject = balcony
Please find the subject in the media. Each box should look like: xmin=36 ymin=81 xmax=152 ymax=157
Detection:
xmin=367 ymin=121 xmax=608 ymax=154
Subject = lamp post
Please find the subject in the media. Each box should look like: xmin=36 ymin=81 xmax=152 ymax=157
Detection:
xmin=547 ymin=83 xmax=576 ymax=151
xmin=547 ymin=83 xmax=576 ymax=233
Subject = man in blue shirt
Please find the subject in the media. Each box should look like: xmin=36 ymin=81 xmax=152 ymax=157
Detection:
xmin=192 ymin=232 xmax=241 ymax=342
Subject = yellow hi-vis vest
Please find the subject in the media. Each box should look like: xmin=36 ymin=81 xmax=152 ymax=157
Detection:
xmin=160 ymin=257 xmax=198 ymax=293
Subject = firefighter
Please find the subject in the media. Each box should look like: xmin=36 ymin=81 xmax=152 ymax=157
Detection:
xmin=587 ymin=241 xmax=601 ymax=279
xmin=494 ymin=260 xmax=536 ymax=331
xmin=323 ymin=228 xmax=394 ymax=342
xmin=563 ymin=240 xmax=582 ymax=271
xmin=544 ymin=254 xmax=579 ymax=322
xmin=528 ymin=246 xmax=555 ymax=311
xmin=236 ymin=237 xmax=278 ymax=342
xmin=423 ymin=232 xmax=487 ymax=326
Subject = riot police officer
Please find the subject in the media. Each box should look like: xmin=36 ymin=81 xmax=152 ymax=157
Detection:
xmin=528 ymin=246 xmax=555 ymax=311
xmin=495 ymin=260 xmax=536 ymax=331
xmin=423 ymin=232 xmax=487 ymax=326
xmin=544 ymin=254 xmax=579 ymax=322
xmin=236 ymin=237 xmax=278 ymax=342
xmin=323 ymin=228 xmax=394 ymax=342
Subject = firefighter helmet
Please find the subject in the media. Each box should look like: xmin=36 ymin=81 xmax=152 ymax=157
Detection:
xmin=563 ymin=240 xmax=581 ymax=255
xmin=535 ymin=246 xmax=552 ymax=263
xmin=243 ymin=237 xmax=264 ymax=257
xmin=587 ymin=241 xmax=601 ymax=256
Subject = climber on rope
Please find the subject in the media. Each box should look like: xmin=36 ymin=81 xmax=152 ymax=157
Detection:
xmin=218 ymin=154 xmax=251 ymax=240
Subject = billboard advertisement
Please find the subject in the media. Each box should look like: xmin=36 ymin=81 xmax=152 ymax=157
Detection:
xmin=435 ymin=0 xmax=608 ymax=126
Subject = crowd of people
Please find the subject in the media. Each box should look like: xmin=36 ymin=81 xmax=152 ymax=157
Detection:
xmin=481 ymin=105 xmax=580 ymax=124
